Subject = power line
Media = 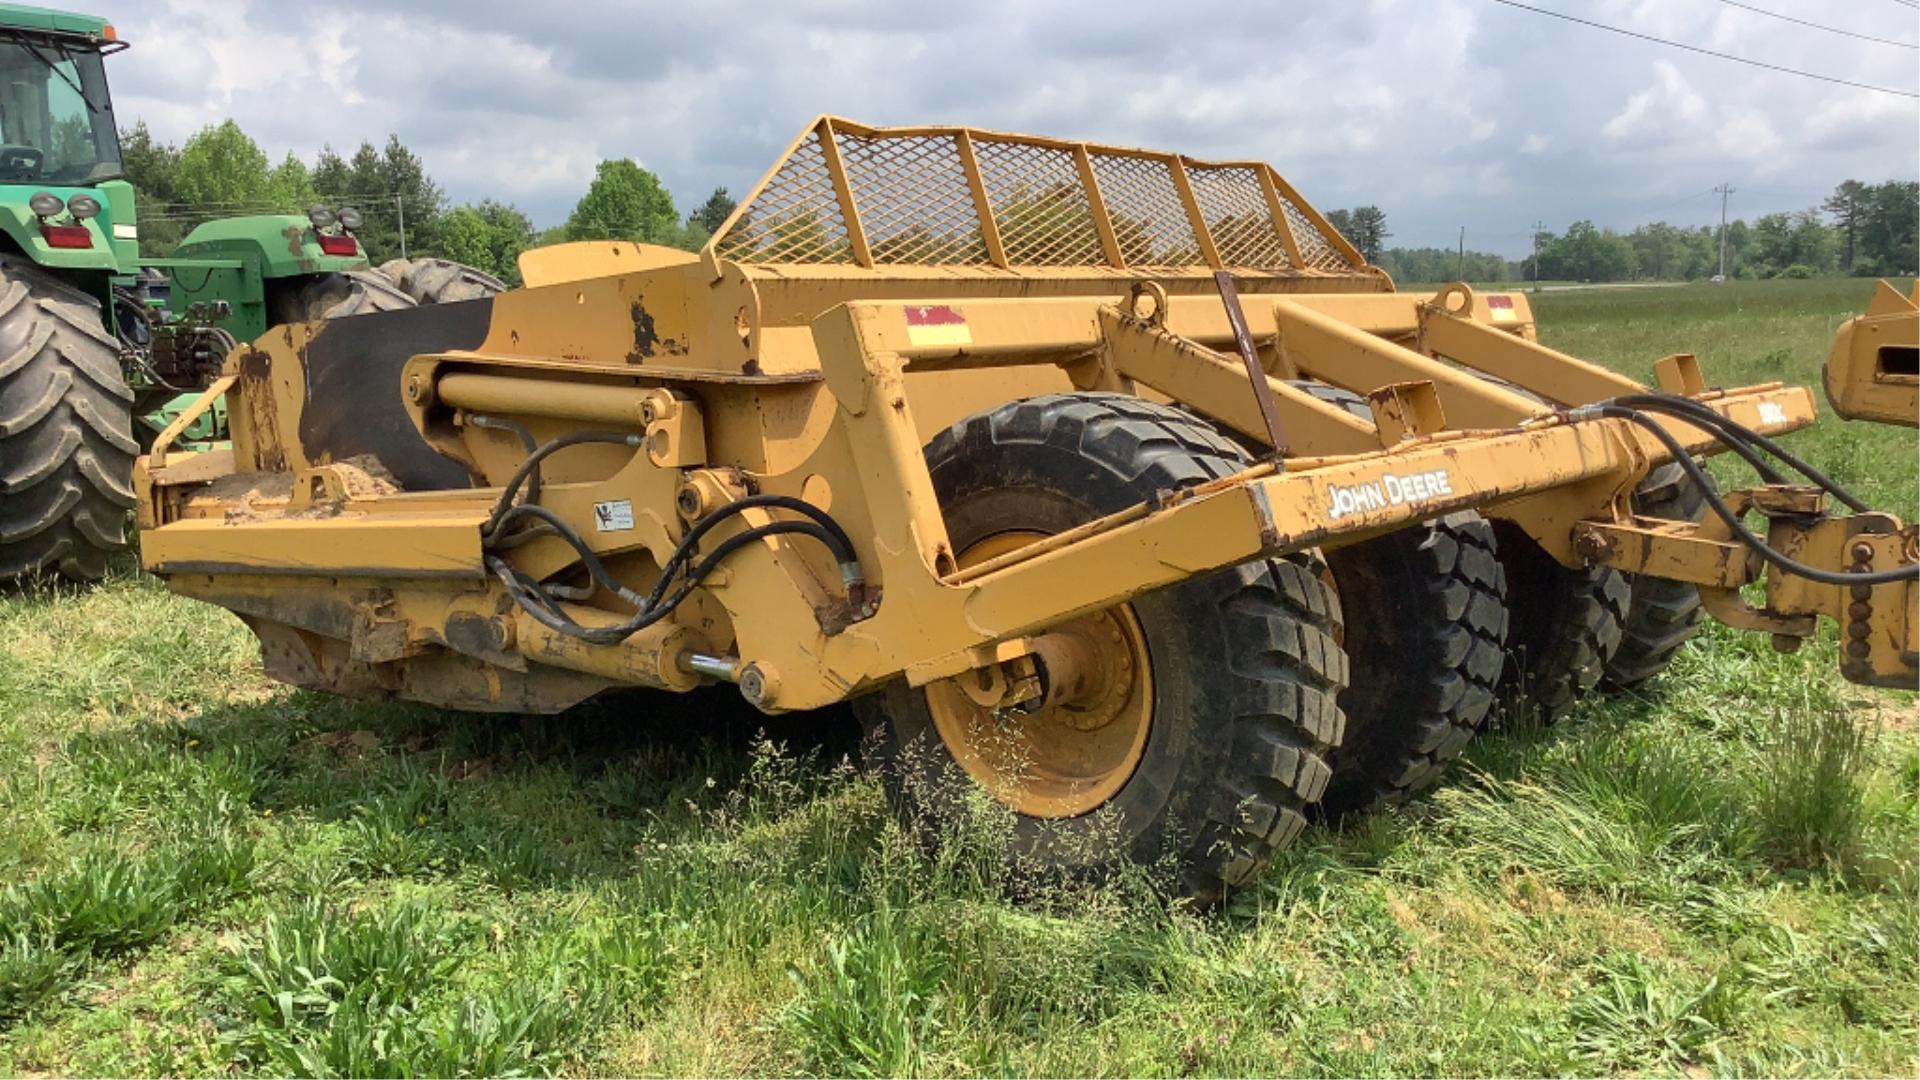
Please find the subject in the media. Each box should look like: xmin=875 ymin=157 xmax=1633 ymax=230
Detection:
xmin=1712 ymin=0 xmax=1918 ymax=49
xmin=1487 ymin=0 xmax=1920 ymax=98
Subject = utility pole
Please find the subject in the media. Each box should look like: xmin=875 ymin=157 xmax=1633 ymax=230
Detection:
xmin=1531 ymin=220 xmax=1543 ymax=293
xmin=1713 ymin=183 xmax=1735 ymax=281
xmin=1457 ymin=226 xmax=1466 ymax=280
xmin=395 ymin=194 xmax=408 ymax=259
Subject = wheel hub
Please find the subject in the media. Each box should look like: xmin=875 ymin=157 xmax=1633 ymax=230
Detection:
xmin=925 ymin=532 xmax=1154 ymax=819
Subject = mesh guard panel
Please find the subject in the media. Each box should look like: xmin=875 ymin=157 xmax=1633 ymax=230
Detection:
xmin=710 ymin=118 xmax=1364 ymax=275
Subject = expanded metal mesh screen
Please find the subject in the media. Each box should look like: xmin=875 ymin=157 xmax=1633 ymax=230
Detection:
xmin=713 ymin=121 xmax=1362 ymax=274
xmin=716 ymin=131 xmax=855 ymax=265
xmin=974 ymin=139 xmax=1105 ymax=266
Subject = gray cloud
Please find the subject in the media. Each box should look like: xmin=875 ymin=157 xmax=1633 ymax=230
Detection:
xmin=106 ymin=0 xmax=1917 ymax=254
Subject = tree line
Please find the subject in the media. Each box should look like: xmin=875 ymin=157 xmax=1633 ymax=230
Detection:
xmin=119 ymin=120 xmax=736 ymax=286
xmin=1325 ymin=181 xmax=1917 ymax=285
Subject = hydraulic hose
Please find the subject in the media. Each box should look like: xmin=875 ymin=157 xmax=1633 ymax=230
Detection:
xmin=477 ymin=430 xmax=867 ymax=644
xmin=1587 ymin=404 xmax=1916 ymax=587
xmin=1608 ymin=393 xmax=1871 ymax=512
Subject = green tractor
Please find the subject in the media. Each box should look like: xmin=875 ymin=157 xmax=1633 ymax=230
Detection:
xmin=0 ymin=4 xmax=503 ymax=583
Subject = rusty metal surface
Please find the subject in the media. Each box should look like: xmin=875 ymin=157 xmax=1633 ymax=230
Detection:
xmin=1824 ymin=279 xmax=1918 ymax=426
xmin=1213 ymin=271 xmax=1290 ymax=455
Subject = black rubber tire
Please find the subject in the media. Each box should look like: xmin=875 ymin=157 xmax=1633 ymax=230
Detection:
xmin=1490 ymin=521 xmax=1629 ymax=723
xmin=855 ymin=392 xmax=1348 ymax=907
xmin=1602 ymin=462 xmax=1709 ymax=692
xmin=268 ymin=269 xmax=416 ymax=324
xmin=0 ymin=259 xmax=137 ymax=582
xmin=1282 ymin=382 xmax=1511 ymax=813
xmin=377 ymin=258 xmax=507 ymax=305
xmin=1320 ymin=513 xmax=1509 ymax=813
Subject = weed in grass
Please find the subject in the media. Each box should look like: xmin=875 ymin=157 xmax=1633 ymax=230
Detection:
xmin=341 ymin=803 xmax=447 ymax=881
xmin=1566 ymin=952 xmax=1738 ymax=1072
xmin=226 ymin=899 xmax=471 ymax=1023
xmin=0 ymin=851 xmax=182 ymax=956
xmin=221 ymin=898 xmax=474 ymax=1071
xmin=1749 ymin=706 xmax=1875 ymax=876
xmin=0 ymin=934 xmax=72 ymax=1025
xmin=778 ymin=908 xmax=950 ymax=1078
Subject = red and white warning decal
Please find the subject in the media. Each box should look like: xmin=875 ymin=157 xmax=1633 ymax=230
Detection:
xmin=903 ymin=304 xmax=972 ymax=347
xmin=1486 ymin=294 xmax=1519 ymax=323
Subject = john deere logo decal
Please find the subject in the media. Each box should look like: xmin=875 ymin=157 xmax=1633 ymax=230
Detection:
xmin=1326 ymin=469 xmax=1455 ymax=521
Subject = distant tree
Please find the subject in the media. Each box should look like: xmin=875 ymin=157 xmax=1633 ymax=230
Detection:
xmin=1344 ymin=206 xmax=1389 ymax=262
xmin=119 ymin=122 xmax=184 ymax=254
xmin=309 ymin=135 xmax=446 ymax=264
xmin=1856 ymin=180 xmax=1918 ymax=275
xmin=1323 ymin=208 xmax=1354 ymax=240
xmin=1376 ymin=246 xmax=1517 ymax=285
xmin=688 ymin=186 xmax=736 ymax=235
xmin=437 ymin=200 xmax=536 ymax=285
xmin=173 ymin=120 xmax=281 ymax=210
xmin=566 ymin=159 xmax=680 ymax=244
xmin=1745 ymin=210 xmax=1836 ymax=278
xmin=269 ymin=152 xmax=318 ymax=211
xmin=1823 ymin=180 xmax=1866 ymax=272
xmin=1539 ymin=221 xmax=1634 ymax=281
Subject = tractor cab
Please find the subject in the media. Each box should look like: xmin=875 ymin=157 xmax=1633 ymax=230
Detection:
xmin=0 ymin=23 xmax=122 ymax=184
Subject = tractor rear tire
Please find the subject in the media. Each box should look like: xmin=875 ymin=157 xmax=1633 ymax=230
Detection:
xmin=1283 ymin=382 xmax=1510 ymax=814
xmin=0 ymin=259 xmax=137 ymax=583
xmin=1490 ymin=522 xmax=1629 ymax=723
xmin=377 ymin=258 xmax=507 ymax=305
xmin=1602 ymin=462 xmax=1709 ymax=692
xmin=269 ymin=270 xmax=417 ymax=324
xmin=856 ymin=392 xmax=1348 ymax=907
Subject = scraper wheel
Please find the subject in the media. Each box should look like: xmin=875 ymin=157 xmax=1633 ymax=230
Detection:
xmin=856 ymin=392 xmax=1348 ymax=908
xmin=1284 ymin=383 xmax=1510 ymax=814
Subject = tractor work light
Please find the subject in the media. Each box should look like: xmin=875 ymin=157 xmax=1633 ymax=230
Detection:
xmin=28 ymin=192 xmax=62 ymax=217
xmin=307 ymin=206 xmax=336 ymax=228
xmin=66 ymin=194 xmax=100 ymax=219
xmin=337 ymin=207 xmax=364 ymax=230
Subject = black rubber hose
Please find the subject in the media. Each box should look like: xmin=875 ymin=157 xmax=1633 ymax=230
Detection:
xmin=496 ymin=520 xmax=847 ymax=645
xmin=479 ymin=429 xmax=644 ymax=537
xmin=1611 ymin=393 xmax=1871 ymax=512
xmin=656 ymin=494 xmax=862 ymax=591
xmin=1602 ymin=396 xmax=1788 ymax=485
xmin=491 ymin=502 xmax=648 ymax=607
xmin=1598 ymin=406 xmax=1916 ymax=586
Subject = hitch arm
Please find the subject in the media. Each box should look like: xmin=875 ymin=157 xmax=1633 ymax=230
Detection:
xmin=1574 ymin=487 xmax=1918 ymax=689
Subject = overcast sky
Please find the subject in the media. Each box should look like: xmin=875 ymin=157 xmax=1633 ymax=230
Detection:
xmin=104 ymin=0 xmax=1918 ymax=256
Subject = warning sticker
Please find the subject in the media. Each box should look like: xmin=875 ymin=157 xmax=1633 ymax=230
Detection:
xmin=593 ymin=499 xmax=634 ymax=532
xmin=1487 ymin=294 xmax=1519 ymax=323
xmin=903 ymin=304 xmax=972 ymax=347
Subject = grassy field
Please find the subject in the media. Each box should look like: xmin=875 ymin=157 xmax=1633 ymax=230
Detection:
xmin=1 ymin=278 xmax=1914 ymax=1077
